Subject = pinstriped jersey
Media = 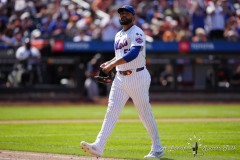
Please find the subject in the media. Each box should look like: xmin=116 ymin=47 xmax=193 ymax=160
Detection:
xmin=114 ymin=25 xmax=146 ymax=71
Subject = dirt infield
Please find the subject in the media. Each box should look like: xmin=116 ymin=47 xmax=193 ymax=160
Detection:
xmin=0 ymin=150 xmax=126 ymax=160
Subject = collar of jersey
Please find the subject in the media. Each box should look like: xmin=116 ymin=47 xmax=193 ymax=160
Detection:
xmin=122 ymin=24 xmax=134 ymax=32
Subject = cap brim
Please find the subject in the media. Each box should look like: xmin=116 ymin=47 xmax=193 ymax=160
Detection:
xmin=117 ymin=8 xmax=134 ymax=15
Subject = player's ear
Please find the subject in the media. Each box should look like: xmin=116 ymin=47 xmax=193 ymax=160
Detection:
xmin=132 ymin=16 xmax=135 ymax=23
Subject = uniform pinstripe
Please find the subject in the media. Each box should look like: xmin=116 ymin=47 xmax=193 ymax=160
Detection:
xmin=93 ymin=25 xmax=163 ymax=154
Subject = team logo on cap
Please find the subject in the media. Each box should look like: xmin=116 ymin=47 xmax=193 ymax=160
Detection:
xmin=135 ymin=33 xmax=143 ymax=44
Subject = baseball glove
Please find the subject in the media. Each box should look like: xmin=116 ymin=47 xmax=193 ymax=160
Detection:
xmin=94 ymin=69 xmax=115 ymax=84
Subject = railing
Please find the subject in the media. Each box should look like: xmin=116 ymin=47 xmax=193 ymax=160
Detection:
xmin=0 ymin=40 xmax=240 ymax=100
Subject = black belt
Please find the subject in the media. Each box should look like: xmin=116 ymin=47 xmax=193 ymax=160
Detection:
xmin=119 ymin=67 xmax=144 ymax=76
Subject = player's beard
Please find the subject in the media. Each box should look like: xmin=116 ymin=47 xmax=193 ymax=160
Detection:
xmin=119 ymin=17 xmax=132 ymax=25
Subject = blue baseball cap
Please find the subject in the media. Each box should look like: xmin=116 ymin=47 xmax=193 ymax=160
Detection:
xmin=117 ymin=5 xmax=135 ymax=15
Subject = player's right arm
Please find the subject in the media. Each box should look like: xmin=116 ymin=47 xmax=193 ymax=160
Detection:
xmin=101 ymin=46 xmax=141 ymax=74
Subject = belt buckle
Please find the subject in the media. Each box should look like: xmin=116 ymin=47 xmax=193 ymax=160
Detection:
xmin=119 ymin=70 xmax=132 ymax=76
xmin=125 ymin=70 xmax=132 ymax=75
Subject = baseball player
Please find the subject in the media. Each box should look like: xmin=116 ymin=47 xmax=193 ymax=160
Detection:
xmin=9 ymin=38 xmax=42 ymax=86
xmin=81 ymin=5 xmax=164 ymax=158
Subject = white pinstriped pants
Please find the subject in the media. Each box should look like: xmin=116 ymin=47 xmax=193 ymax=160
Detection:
xmin=94 ymin=68 xmax=162 ymax=153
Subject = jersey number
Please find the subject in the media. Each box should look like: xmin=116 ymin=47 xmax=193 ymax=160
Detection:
xmin=124 ymin=49 xmax=129 ymax=54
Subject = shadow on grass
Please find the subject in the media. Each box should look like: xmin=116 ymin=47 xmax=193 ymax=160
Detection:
xmin=160 ymin=158 xmax=174 ymax=160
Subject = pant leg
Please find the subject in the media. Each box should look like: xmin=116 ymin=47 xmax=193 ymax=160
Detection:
xmin=94 ymin=74 xmax=129 ymax=152
xmin=126 ymin=69 xmax=163 ymax=152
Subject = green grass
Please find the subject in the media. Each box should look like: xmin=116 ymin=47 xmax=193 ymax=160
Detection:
xmin=0 ymin=104 xmax=240 ymax=120
xmin=0 ymin=104 xmax=240 ymax=160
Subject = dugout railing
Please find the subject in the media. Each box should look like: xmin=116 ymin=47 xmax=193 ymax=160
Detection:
xmin=0 ymin=41 xmax=240 ymax=101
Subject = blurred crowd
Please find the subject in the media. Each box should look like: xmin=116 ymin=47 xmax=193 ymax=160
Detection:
xmin=0 ymin=0 xmax=240 ymax=48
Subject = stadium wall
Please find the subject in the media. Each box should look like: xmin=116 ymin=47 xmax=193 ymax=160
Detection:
xmin=0 ymin=40 xmax=240 ymax=102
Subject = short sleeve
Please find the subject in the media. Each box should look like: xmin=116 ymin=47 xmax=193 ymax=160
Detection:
xmin=130 ymin=28 xmax=145 ymax=47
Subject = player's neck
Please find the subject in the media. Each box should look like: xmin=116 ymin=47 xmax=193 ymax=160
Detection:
xmin=122 ymin=23 xmax=134 ymax=31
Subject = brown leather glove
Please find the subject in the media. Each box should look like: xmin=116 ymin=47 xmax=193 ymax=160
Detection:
xmin=94 ymin=69 xmax=115 ymax=84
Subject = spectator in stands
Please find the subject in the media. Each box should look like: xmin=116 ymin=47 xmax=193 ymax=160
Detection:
xmin=192 ymin=27 xmax=208 ymax=42
xmin=142 ymin=22 xmax=154 ymax=42
xmin=236 ymin=9 xmax=240 ymax=36
xmin=0 ymin=15 xmax=22 ymax=47
xmin=65 ymin=3 xmax=83 ymax=39
xmin=66 ymin=15 xmax=80 ymax=39
xmin=91 ymin=0 xmax=114 ymax=12
xmin=0 ymin=8 xmax=8 ymax=33
xmin=176 ymin=29 xmax=191 ymax=42
xmin=134 ymin=12 xmax=146 ymax=29
xmin=114 ymin=0 xmax=131 ymax=7
xmin=205 ymin=0 xmax=226 ymax=40
xmin=0 ymin=30 xmax=11 ymax=45
xmin=226 ymin=29 xmax=239 ymax=41
xmin=190 ymin=1 xmax=206 ymax=35
xmin=162 ymin=30 xmax=175 ymax=42
xmin=10 ymin=28 xmax=24 ymax=48
xmin=221 ymin=0 xmax=235 ymax=21
xmin=20 ymin=12 xmax=36 ymax=36
xmin=175 ymin=0 xmax=191 ymax=16
xmin=224 ymin=16 xmax=239 ymax=41
xmin=47 ymin=13 xmax=67 ymax=38
xmin=224 ymin=16 xmax=237 ymax=34
xmin=101 ymin=7 xmax=121 ymax=41
xmin=73 ymin=18 xmax=92 ymax=42
xmin=39 ymin=17 xmax=51 ymax=39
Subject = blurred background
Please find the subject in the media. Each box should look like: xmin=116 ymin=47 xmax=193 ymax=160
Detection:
xmin=0 ymin=0 xmax=240 ymax=102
